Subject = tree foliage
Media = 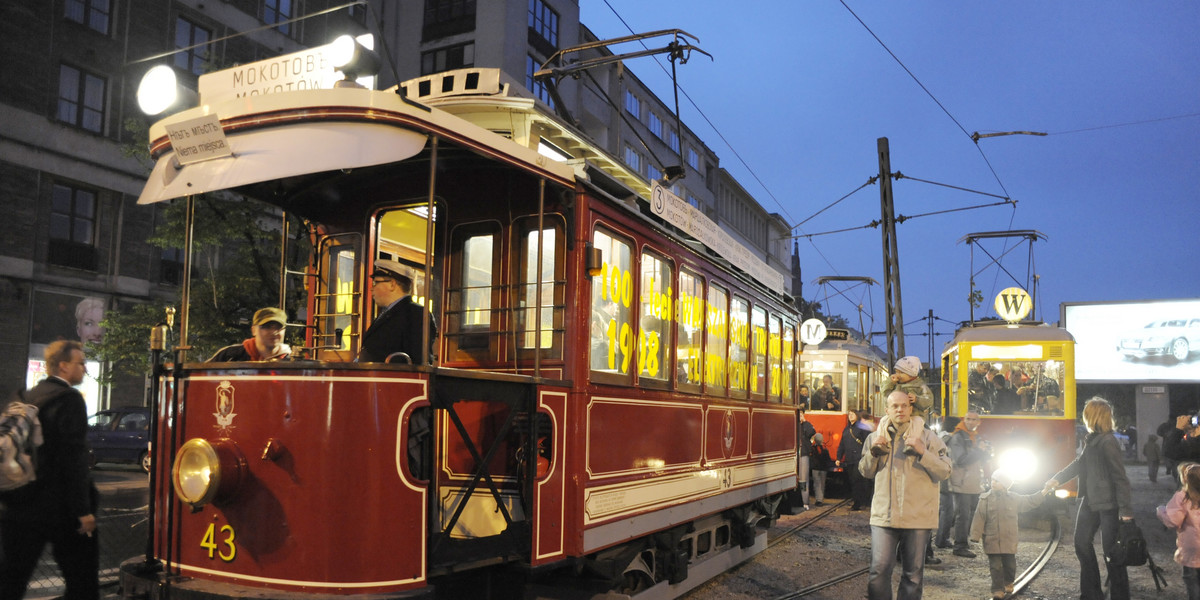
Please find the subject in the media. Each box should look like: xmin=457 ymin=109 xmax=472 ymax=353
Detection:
xmin=91 ymin=195 xmax=304 ymax=382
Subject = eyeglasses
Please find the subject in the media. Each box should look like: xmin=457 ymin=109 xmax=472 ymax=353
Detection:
xmin=371 ymin=276 xmax=394 ymax=285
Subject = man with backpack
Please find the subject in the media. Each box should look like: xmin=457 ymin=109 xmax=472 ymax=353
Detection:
xmin=1 ymin=340 xmax=99 ymax=600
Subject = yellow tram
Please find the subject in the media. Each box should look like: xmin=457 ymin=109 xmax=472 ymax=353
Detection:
xmin=940 ymin=320 xmax=1077 ymax=494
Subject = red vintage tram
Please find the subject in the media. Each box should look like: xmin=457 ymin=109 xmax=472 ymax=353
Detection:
xmin=121 ymin=58 xmax=801 ymax=599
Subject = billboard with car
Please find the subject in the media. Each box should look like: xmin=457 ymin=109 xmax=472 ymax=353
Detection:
xmin=1063 ymin=298 xmax=1200 ymax=382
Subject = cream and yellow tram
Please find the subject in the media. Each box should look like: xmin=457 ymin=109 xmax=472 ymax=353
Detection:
xmin=120 ymin=51 xmax=801 ymax=599
xmin=940 ymin=321 xmax=1077 ymax=494
xmin=799 ymin=339 xmax=888 ymax=459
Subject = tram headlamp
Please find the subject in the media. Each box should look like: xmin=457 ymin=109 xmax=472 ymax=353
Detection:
xmin=330 ymin=34 xmax=380 ymax=88
xmin=995 ymin=447 xmax=1039 ymax=483
xmin=172 ymin=438 xmax=246 ymax=509
xmin=136 ymin=65 xmax=198 ymax=116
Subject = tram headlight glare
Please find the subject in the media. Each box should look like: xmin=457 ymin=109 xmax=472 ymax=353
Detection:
xmin=996 ymin=447 xmax=1038 ymax=482
xmin=173 ymin=438 xmax=220 ymax=507
xmin=137 ymin=65 xmax=197 ymax=116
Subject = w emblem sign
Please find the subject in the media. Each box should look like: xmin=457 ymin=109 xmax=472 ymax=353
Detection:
xmin=994 ymin=287 xmax=1032 ymax=323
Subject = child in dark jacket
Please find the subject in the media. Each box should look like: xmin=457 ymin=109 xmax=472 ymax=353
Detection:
xmin=970 ymin=471 xmax=1051 ymax=599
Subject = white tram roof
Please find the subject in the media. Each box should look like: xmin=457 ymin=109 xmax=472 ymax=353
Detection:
xmin=139 ymin=79 xmax=579 ymax=205
xmin=947 ymin=322 xmax=1076 ymax=346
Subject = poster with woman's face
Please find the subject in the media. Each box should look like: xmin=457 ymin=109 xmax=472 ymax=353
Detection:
xmin=31 ymin=291 xmax=107 ymax=346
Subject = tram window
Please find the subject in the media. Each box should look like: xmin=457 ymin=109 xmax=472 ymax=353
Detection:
xmin=517 ymin=219 xmax=564 ymax=355
xmin=675 ymin=268 xmax=703 ymax=390
xmin=967 ymin=359 xmax=1064 ymax=416
xmin=705 ymin=284 xmax=728 ymax=395
xmin=781 ymin=319 xmax=795 ymax=404
xmin=315 ymin=234 xmax=360 ymax=360
xmin=750 ymin=306 xmax=767 ymax=399
xmin=591 ymin=228 xmax=633 ymax=379
xmin=638 ymin=250 xmax=672 ymax=383
xmin=728 ymin=296 xmax=749 ymax=398
xmin=846 ymin=367 xmax=860 ymax=412
xmin=768 ymin=315 xmax=782 ymax=403
xmin=446 ymin=222 xmax=500 ymax=360
xmin=803 ymin=360 xmax=843 ymax=411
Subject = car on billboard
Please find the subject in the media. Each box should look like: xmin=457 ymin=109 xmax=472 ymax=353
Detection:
xmin=1118 ymin=318 xmax=1200 ymax=362
xmin=87 ymin=406 xmax=151 ymax=472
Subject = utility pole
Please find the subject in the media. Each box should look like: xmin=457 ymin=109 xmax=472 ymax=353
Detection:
xmin=878 ymin=137 xmax=905 ymax=366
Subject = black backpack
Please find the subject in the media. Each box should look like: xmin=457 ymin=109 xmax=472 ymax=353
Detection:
xmin=1108 ymin=520 xmax=1148 ymax=567
xmin=1107 ymin=519 xmax=1169 ymax=591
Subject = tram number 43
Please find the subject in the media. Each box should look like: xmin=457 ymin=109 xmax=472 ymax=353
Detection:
xmin=200 ymin=522 xmax=237 ymax=562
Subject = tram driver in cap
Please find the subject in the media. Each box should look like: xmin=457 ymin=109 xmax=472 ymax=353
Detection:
xmin=359 ymin=259 xmax=438 ymax=364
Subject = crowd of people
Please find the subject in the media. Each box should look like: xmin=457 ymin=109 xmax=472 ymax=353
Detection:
xmin=798 ymin=354 xmax=1186 ymax=600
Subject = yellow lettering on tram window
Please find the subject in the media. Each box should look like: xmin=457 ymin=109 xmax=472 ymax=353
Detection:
xmin=619 ymin=322 xmax=632 ymax=372
xmin=606 ymin=319 xmax=617 ymax=370
xmin=621 ymin=269 xmax=633 ymax=308
xmin=200 ymin=522 xmax=237 ymax=562
xmin=639 ymin=330 xmax=660 ymax=377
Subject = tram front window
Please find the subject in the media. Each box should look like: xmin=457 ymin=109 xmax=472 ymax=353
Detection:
xmin=968 ymin=359 xmax=1064 ymax=415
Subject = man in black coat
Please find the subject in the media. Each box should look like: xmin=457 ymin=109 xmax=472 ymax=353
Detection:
xmin=358 ymin=259 xmax=438 ymax=364
xmin=1 ymin=340 xmax=99 ymax=600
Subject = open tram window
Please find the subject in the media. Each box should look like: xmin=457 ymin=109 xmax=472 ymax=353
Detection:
xmin=803 ymin=359 xmax=844 ymax=412
xmin=446 ymin=222 xmax=501 ymax=362
xmin=675 ymin=268 xmax=703 ymax=391
xmin=705 ymin=284 xmax=728 ymax=396
xmin=591 ymin=227 xmax=633 ymax=381
xmin=515 ymin=216 xmax=565 ymax=357
xmin=728 ymin=296 xmax=749 ymax=399
xmin=968 ymin=358 xmax=1064 ymax=416
xmin=313 ymin=234 xmax=361 ymax=360
xmin=637 ymin=249 xmax=672 ymax=385
xmin=372 ymin=205 xmax=441 ymax=362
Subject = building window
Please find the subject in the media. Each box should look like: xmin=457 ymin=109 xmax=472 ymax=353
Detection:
xmin=424 ymin=0 xmax=476 ymax=40
xmin=527 ymin=0 xmax=558 ymax=56
xmin=687 ymin=194 xmax=700 ymax=208
xmin=687 ymin=147 xmax=700 ymax=170
xmin=263 ymin=0 xmax=292 ymax=35
xmin=421 ymin=42 xmax=474 ymax=75
xmin=65 ymin=0 xmax=110 ymax=34
xmin=49 ymin=184 xmax=99 ymax=271
xmin=624 ymin=145 xmax=640 ymax=173
xmin=174 ymin=17 xmax=211 ymax=75
xmin=624 ymin=90 xmax=640 ymax=119
xmin=647 ymin=164 xmax=661 ymax=182
xmin=57 ymin=64 xmax=105 ymax=134
xmin=648 ymin=112 xmax=662 ymax=139
xmin=161 ymin=247 xmax=185 ymax=285
xmin=525 ymin=55 xmax=554 ymax=107
xmin=668 ymin=129 xmax=680 ymax=152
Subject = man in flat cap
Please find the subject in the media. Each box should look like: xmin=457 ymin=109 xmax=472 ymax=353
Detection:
xmin=209 ymin=307 xmax=292 ymax=361
xmin=359 ymin=259 xmax=438 ymax=364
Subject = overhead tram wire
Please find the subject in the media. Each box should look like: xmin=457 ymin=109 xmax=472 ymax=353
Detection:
xmin=598 ymin=0 xmax=795 ymax=225
xmin=837 ymin=0 xmax=1012 ymax=199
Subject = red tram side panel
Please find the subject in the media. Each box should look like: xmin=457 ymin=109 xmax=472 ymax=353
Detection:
xmin=154 ymin=370 xmax=431 ymax=594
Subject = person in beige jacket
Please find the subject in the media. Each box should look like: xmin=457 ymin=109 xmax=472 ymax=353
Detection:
xmin=969 ymin=471 xmax=1051 ymax=599
xmin=859 ymin=390 xmax=953 ymax=600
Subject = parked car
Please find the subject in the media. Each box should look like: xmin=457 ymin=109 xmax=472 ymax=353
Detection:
xmin=1118 ymin=318 xmax=1200 ymax=362
xmin=87 ymin=406 xmax=150 ymax=472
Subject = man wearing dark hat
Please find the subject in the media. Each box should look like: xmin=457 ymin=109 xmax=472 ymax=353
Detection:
xmin=209 ymin=307 xmax=292 ymax=361
xmin=359 ymin=259 xmax=437 ymax=364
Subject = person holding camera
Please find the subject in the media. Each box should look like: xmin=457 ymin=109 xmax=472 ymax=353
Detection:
xmin=947 ymin=410 xmax=992 ymax=558
xmin=1164 ymin=413 xmax=1200 ymax=464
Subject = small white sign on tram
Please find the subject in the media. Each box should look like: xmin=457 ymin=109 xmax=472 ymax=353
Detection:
xmin=165 ymin=114 xmax=231 ymax=165
xmin=649 ymin=182 xmax=785 ymax=291
xmin=995 ymin=287 xmax=1033 ymax=323
xmin=800 ymin=318 xmax=828 ymax=345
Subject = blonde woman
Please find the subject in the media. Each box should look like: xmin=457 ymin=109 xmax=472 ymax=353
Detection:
xmin=1046 ymin=397 xmax=1134 ymax=600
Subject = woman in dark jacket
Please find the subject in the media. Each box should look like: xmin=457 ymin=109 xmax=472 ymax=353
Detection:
xmin=837 ymin=410 xmax=872 ymax=511
xmin=1046 ymin=397 xmax=1134 ymax=600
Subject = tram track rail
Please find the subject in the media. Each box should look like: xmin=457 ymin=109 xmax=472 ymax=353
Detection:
xmin=757 ymin=502 xmax=1062 ymax=600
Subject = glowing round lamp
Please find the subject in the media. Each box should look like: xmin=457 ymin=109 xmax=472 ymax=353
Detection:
xmin=137 ymin=65 xmax=181 ymax=116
